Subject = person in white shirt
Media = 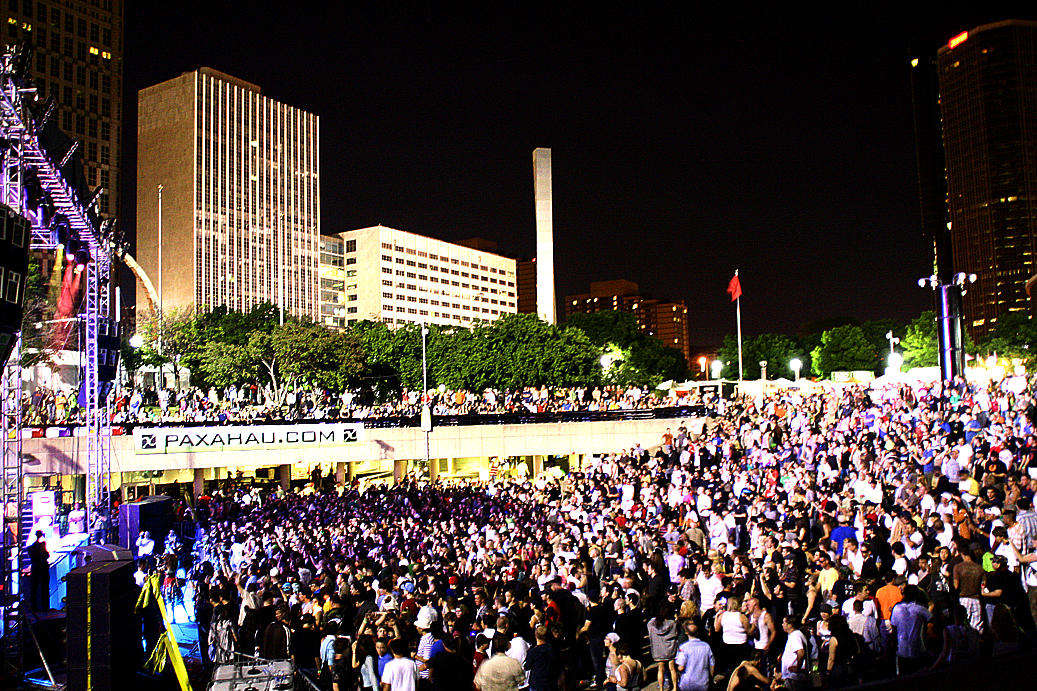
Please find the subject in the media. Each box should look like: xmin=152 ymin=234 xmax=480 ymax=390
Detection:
xmin=381 ymin=638 xmax=419 ymax=691
xmin=696 ymin=563 xmax=724 ymax=614
xmin=136 ymin=530 xmax=155 ymax=557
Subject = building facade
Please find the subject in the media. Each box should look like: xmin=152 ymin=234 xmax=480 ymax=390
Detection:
xmin=936 ymin=20 xmax=1037 ymax=338
xmin=137 ymin=68 xmax=320 ymax=320
xmin=8 ymin=0 xmax=123 ymax=217
xmin=321 ymin=226 xmax=517 ymax=328
xmin=565 ymin=280 xmax=691 ymax=365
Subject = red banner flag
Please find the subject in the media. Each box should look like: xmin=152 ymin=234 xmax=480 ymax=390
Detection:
xmin=727 ymin=273 xmax=742 ymax=302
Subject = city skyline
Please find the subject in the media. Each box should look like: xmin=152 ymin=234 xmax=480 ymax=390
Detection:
xmin=121 ymin=4 xmax=1037 ymax=344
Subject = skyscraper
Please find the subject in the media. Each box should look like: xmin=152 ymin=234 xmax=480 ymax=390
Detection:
xmin=136 ymin=68 xmax=320 ymax=320
xmin=8 ymin=0 xmax=124 ymax=218
xmin=935 ymin=20 xmax=1037 ymax=339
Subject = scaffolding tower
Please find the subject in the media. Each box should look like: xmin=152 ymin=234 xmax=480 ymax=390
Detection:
xmin=0 ymin=44 xmax=112 ymax=677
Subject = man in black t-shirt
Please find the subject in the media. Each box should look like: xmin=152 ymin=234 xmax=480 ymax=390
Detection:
xmin=27 ymin=530 xmax=49 ymax=611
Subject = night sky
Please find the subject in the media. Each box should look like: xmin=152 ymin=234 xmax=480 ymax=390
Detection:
xmin=123 ymin=3 xmax=1037 ymax=346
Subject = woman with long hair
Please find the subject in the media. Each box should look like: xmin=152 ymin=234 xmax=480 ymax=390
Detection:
xmin=824 ymin=614 xmax=859 ymax=688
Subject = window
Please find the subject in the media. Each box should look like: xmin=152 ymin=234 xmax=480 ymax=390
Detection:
xmin=382 ymin=254 xmax=391 ymax=262
xmin=5 ymin=269 xmax=20 ymax=303
xmin=345 ymin=239 xmax=356 ymax=252
xmin=382 ymin=279 xmax=392 ymax=286
xmin=345 ymin=269 xmax=356 ymax=277
xmin=395 ymin=257 xmax=404 ymax=264
xmin=381 ymin=267 xmax=392 ymax=274
xmin=346 ymin=307 xmax=357 ymax=314
xmin=347 ymin=295 xmax=357 ymax=301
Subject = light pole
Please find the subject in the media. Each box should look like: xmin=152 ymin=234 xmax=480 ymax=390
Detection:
xmin=759 ymin=360 xmax=768 ymax=381
xmin=157 ymin=184 xmax=163 ymax=388
xmin=790 ymin=358 xmax=802 ymax=382
xmin=711 ymin=359 xmax=723 ymax=380
xmin=885 ymin=330 xmax=900 ymax=358
xmin=420 ymin=322 xmax=431 ymax=476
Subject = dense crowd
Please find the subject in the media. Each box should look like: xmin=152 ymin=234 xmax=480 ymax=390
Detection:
xmin=19 ymin=383 xmax=701 ymax=427
xmin=148 ymin=374 xmax=1036 ymax=691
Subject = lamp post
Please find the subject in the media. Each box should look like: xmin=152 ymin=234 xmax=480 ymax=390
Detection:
xmin=711 ymin=359 xmax=723 ymax=380
xmin=885 ymin=330 xmax=900 ymax=358
xmin=790 ymin=358 xmax=802 ymax=382
xmin=759 ymin=360 xmax=768 ymax=381
xmin=420 ymin=322 xmax=431 ymax=476
xmin=157 ymin=184 xmax=163 ymax=388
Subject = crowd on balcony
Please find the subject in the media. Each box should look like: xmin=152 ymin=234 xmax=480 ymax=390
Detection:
xmin=15 ymin=382 xmax=705 ymax=428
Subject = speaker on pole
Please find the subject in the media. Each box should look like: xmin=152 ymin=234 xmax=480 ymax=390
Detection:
xmin=0 ymin=204 xmax=31 ymax=367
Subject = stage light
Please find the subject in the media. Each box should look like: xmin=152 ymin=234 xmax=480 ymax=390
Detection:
xmin=75 ymin=247 xmax=90 ymax=269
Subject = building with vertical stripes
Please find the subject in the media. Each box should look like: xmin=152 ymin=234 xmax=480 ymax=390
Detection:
xmin=136 ymin=68 xmax=320 ymax=320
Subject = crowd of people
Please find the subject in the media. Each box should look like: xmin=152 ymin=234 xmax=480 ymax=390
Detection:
xmin=18 ymin=383 xmax=701 ymax=427
xmin=149 ymin=374 xmax=1037 ymax=691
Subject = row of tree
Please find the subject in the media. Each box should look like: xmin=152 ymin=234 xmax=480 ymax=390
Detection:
xmin=716 ymin=311 xmax=1036 ymax=380
xmin=130 ymin=306 xmax=691 ymax=402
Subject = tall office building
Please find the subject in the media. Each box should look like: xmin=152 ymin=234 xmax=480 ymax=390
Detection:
xmin=321 ymin=225 xmax=516 ymax=329
xmin=137 ymin=68 xmax=320 ymax=319
xmin=7 ymin=0 xmax=124 ymax=217
xmin=935 ymin=20 xmax=1037 ymax=339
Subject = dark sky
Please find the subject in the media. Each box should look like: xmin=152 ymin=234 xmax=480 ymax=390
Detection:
xmin=123 ymin=3 xmax=1037 ymax=346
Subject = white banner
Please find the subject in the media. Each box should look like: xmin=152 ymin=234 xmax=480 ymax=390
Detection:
xmin=133 ymin=423 xmax=364 ymax=455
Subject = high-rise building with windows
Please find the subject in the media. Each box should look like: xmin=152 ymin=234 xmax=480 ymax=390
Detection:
xmin=564 ymin=280 xmax=691 ymax=365
xmin=933 ymin=20 xmax=1037 ymax=338
xmin=320 ymin=225 xmax=517 ymax=328
xmin=7 ymin=0 xmax=123 ymax=217
xmin=136 ymin=68 xmax=320 ymax=319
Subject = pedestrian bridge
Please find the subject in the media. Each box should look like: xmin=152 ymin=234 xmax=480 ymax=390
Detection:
xmin=19 ymin=409 xmax=706 ymax=490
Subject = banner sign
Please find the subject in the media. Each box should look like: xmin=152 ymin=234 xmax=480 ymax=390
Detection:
xmin=133 ymin=423 xmax=364 ymax=455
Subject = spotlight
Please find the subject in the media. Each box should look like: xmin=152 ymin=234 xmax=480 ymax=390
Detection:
xmin=75 ymin=247 xmax=90 ymax=269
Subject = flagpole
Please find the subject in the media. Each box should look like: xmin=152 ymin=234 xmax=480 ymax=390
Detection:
xmin=735 ymin=269 xmax=743 ymax=382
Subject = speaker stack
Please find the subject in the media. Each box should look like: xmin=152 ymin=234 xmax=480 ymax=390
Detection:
xmin=65 ymin=559 xmax=142 ymax=691
xmin=119 ymin=494 xmax=174 ymax=555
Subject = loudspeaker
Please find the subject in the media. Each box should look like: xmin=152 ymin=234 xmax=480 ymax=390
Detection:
xmin=66 ymin=559 xmax=141 ymax=691
xmin=74 ymin=542 xmax=133 ymax=567
xmin=119 ymin=495 xmax=173 ymax=555
xmin=0 ymin=204 xmax=31 ymax=368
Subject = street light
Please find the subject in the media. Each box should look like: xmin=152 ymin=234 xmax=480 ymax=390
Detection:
xmin=711 ymin=359 xmax=723 ymax=380
xmin=888 ymin=352 xmax=904 ymax=372
xmin=759 ymin=360 xmax=768 ymax=381
xmin=790 ymin=358 xmax=802 ymax=382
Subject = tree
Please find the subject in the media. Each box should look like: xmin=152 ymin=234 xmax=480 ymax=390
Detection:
xmin=980 ymin=311 xmax=1037 ymax=362
xmin=716 ymin=333 xmax=808 ymax=380
xmin=120 ymin=339 xmax=144 ymax=386
xmin=566 ymin=311 xmax=689 ymax=385
xmin=19 ymin=256 xmax=54 ymax=368
xmin=810 ymin=324 xmax=876 ymax=378
xmin=246 ymin=320 xmax=366 ymax=403
xmin=137 ymin=306 xmax=198 ymax=388
xmin=901 ymin=311 xmax=939 ymax=368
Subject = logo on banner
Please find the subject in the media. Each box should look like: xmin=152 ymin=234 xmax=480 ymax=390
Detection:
xmin=133 ymin=423 xmax=364 ymax=454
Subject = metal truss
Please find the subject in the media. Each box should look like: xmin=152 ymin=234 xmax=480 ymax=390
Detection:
xmin=0 ymin=44 xmax=112 ymax=676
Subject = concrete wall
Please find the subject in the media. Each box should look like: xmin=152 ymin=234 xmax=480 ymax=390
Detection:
xmin=21 ymin=417 xmax=703 ymax=475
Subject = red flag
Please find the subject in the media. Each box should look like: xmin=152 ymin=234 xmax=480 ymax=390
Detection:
xmin=727 ymin=273 xmax=742 ymax=302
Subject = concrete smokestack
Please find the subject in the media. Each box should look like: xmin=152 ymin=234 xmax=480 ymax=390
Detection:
xmin=533 ymin=147 xmax=556 ymax=324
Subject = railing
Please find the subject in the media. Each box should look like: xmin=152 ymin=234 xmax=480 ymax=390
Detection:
xmin=19 ymin=405 xmax=709 ymax=436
